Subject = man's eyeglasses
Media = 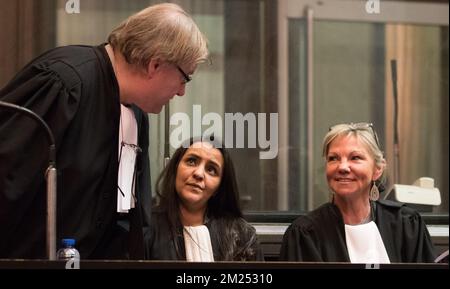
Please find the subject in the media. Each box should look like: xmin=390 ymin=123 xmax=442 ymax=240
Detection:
xmin=330 ymin=122 xmax=381 ymax=150
xmin=176 ymin=65 xmax=192 ymax=84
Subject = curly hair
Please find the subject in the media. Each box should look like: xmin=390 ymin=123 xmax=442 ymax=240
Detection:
xmin=154 ymin=136 xmax=259 ymax=260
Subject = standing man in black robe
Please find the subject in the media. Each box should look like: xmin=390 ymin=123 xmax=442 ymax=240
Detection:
xmin=0 ymin=3 xmax=209 ymax=260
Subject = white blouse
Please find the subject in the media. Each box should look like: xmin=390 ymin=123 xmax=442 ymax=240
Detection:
xmin=183 ymin=225 xmax=215 ymax=262
xmin=345 ymin=221 xmax=391 ymax=264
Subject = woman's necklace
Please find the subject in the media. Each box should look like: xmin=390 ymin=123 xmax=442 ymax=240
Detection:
xmin=359 ymin=203 xmax=372 ymax=224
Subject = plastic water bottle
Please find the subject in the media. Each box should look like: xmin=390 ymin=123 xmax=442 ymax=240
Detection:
xmin=57 ymin=238 xmax=80 ymax=269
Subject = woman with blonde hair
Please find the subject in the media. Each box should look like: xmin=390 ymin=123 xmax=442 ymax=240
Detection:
xmin=280 ymin=123 xmax=436 ymax=263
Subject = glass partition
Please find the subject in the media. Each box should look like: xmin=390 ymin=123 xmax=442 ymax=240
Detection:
xmin=285 ymin=0 xmax=448 ymax=214
xmin=4 ymin=0 xmax=447 ymax=215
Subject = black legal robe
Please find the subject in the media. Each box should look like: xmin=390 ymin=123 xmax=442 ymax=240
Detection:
xmin=280 ymin=200 xmax=436 ymax=263
xmin=0 ymin=44 xmax=151 ymax=259
xmin=145 ymin=209 xmax=265 ymax=261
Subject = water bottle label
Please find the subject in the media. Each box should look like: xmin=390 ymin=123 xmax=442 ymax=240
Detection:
xmin=65 ymin=257 xmax=80 ymax=269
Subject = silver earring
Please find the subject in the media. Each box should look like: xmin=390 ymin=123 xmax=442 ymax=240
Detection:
xmin=370 ymin=182 xmax=380 ymax=201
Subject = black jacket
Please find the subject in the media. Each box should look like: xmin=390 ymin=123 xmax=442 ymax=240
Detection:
xmin=0 ymin=44 xmax=151 ymax=259
xmin=145 ymin=209 xmax=264 ymax=261
xmin=280 ymin=200 xmax=436 ymax=262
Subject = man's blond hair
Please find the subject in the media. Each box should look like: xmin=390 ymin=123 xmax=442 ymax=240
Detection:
xmin=108 ymin=3 xmax=209 ymax=70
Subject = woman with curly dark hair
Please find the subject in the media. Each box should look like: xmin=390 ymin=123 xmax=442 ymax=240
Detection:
xmin=145 ymin=137 xmax=263 ymax=261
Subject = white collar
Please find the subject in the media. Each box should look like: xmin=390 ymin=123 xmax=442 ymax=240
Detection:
xmin=345 ymin=221 xmax=390 ymax=264
xmin=183 ymin=225 xmax=215 ymax=262
xmin=117 ymin=104 xmax=138 ymax=213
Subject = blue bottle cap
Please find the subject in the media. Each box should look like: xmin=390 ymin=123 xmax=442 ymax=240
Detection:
xmin=61 ymin=238 xmax=76 ymax=247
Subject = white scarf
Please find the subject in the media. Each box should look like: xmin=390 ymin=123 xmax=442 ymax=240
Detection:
xmin=117 ymin=104 xmax=138 ymax=213
xmin=345 ymin=221 xmax=390 ymax=264
xmin=183 ymin=225 xmax=215 ymax=262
